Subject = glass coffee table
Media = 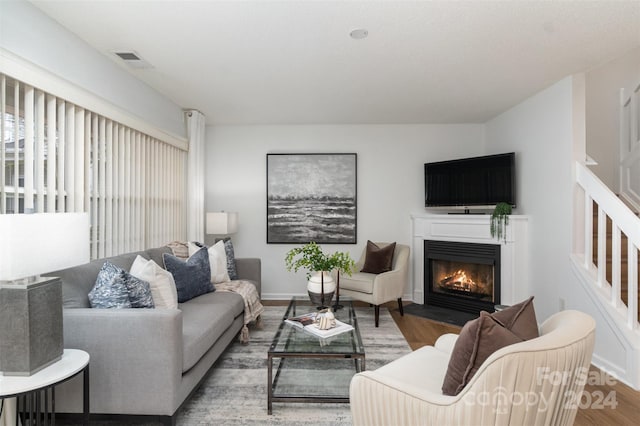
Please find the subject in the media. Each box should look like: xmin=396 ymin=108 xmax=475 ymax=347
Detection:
xmin=267 ymin=297 xmax=365 ymax=414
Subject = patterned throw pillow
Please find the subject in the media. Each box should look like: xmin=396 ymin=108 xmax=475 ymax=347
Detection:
xmin=88 ymin=261 xmax=132 ymax=309
xmin=123 ymin=271 xmax=155 ymax=309
xmin=163 ymin=247 xmax=214 ymax=303
xmin=89 ymin=261 xmax=155 ymax=309
xmin=223 ymin=238 xmax=238 ymax=280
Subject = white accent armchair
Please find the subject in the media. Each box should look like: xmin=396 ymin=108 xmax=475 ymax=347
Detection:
xmin=338 ymin=243 xmax=410 ymax=327
xmin=350 ymin=310 xmax=596 ymax=426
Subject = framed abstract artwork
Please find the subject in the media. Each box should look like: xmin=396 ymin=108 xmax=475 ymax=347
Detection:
xmin=267 ymin=153 xmax=357 ymax=244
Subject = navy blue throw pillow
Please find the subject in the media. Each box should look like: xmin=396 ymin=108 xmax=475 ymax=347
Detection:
xmin=163 ymin=247 xmax=213 ymax=303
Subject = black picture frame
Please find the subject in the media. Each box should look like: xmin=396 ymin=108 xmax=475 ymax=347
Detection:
xmin=267 ymin=153 xmax=357 ymax=244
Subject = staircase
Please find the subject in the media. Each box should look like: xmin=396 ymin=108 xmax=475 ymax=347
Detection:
xmin=592 ymin=201 xmax=640 ymax=323
xmin=573 ymin=162 xmax=640 ymax=389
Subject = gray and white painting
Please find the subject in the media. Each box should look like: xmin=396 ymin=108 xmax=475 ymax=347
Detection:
xmin=267 ymin=154 xmax=357 ymax=244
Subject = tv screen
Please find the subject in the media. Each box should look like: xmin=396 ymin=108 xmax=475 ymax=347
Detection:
xmin=425 ymin=152 xmax=516 ymax=208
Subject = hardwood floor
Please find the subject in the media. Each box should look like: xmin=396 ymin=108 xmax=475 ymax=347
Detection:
xmin=264 ymin=299 xmax=640 ymax=424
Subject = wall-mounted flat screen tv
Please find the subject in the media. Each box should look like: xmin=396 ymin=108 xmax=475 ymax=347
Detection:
xmin=425 ymin=152 xmax=516 ymax=209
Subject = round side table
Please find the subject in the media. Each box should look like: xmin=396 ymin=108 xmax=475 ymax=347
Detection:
xmin=0 ymin=349 xmax=90 ymax=426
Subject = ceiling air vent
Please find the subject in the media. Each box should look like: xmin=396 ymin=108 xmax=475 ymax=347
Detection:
xmin=112 ymin=50 xmax=153 ymax=69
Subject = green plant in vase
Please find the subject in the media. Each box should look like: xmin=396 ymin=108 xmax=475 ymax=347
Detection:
xmin=285 ymin=242 xmax=355 ymax=308
xmin=490 ymin=202 xmax=512 ymax=242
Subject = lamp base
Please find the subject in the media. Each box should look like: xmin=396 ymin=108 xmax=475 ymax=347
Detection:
xmin=0 ymin=277 xmax=63 ymax=376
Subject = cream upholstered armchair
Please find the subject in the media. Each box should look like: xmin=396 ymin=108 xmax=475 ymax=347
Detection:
xmin=338 ymin=242 xmax=410 ymax=327
xmin=350 ymin=310 xmax=596 ymax=426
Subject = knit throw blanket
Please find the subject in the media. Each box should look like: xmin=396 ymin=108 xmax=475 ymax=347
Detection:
xmin=216 ymin=280 xmax=264 ymax=343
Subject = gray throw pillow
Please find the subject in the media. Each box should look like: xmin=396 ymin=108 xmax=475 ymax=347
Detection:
xmin=89 ymin=261 xmax=132 ymax=309
xmin=223 ymin=237 xmax=238 ymax=280
xmin=163 ymin=247 xmax=214 ymax=303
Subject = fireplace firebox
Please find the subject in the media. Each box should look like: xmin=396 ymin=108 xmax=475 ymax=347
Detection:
xmin=424 ymin=240 xmax=500 ymax=315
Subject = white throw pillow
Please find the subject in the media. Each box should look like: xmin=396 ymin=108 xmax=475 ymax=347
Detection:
xmin=188 ymin=241 xmax=230 ymax=283
xmin=130 ymin=255 xmax=178 ymax=309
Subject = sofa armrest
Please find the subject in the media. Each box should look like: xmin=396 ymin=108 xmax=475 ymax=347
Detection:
xmin=59 ymin=308 xmax=183 ymax=415
xmin=434 ymin=333 xmax=458 ymax=354
xmin=235 ymin=258 xmax=261 ymax=296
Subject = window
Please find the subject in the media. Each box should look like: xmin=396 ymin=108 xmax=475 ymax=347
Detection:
xmin=1 ymin=74 xmax=187 ymax=259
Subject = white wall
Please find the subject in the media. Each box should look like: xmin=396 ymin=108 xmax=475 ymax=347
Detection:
xmin=0 ymin=0 xmax=185 ymax=139
xmin=586 ymin=47 xmax=640 ymax=192
xmin=205 ymin=124 xmax=484 ymax=298
xmin=485 ymin=77 xmax=575 ymax=321
xmin=485 ymin=76 xmax=629 ymax=382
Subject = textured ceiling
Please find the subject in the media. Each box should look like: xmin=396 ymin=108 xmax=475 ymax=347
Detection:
xmin=31 ymin=0 xmax=640 ymax=125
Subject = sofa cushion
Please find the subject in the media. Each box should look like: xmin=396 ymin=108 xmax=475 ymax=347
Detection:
xmin=361 ymin=241 xmax=396 ymax=274
xmin=339 ymin=272 xmax=376 ymax=294
xmin=180 ymin=292 xmax=244 ymax=372
xmin=130 ymin=255 xmax=178 ymax=309
xmin=163 ymin=248 xmax=213 ymax=303
xmin=88 ymin=261 xmax=132 ymax=309
xmin=377 ymin=344 xmax=452 ymax=396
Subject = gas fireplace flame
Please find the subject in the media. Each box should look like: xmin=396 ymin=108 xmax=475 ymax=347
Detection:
xmin=439 ymin=269 xmax=477 ymax=292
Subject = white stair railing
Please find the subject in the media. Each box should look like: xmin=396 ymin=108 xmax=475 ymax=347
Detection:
xmin=576 ymin=162 xmax=640 ymax=330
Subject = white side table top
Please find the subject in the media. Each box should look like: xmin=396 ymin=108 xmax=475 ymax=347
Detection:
xmin=0 ymin=349 xmax=89 ymax=397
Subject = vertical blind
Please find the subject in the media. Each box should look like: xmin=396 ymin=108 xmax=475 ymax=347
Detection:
xmin=0 ymin=73 xmax=187 ymax=259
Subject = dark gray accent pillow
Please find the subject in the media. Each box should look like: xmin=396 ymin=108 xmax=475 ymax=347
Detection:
xmin=223 ymin=237 xmax=238 ymax=280
xmin=163 ymin=247 xmax=213 ymax=303
xmin=360 ymin=241 xmax=396 ymax=274
xmin=88 ymin=261 xmax=132 ymax=309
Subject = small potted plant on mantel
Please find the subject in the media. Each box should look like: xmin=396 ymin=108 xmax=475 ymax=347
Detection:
xmin=285 ymin=242 xmax=355 ymax=308
xmin=490 ymin=202 xmax=512 ymax=242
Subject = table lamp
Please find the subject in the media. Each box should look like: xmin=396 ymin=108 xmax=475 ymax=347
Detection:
xmin=0 ymin=212 xmax=89 ymax=376
xmin=206 ymin=212 xmax=238 ymax=236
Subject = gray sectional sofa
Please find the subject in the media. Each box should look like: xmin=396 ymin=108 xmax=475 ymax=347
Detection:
xmin=51 ymin=246 xmax=261 ymax=425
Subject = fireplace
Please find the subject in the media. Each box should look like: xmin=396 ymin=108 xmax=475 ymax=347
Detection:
xmin=424 ymin=240 xmax=500 ymax=314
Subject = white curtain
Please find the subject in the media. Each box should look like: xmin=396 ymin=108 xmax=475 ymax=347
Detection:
xmin=186 ymin=110 xmax=206 ymax=242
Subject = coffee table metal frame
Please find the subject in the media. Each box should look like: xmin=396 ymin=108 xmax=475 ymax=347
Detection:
xmin=267 ymin=297 xmax=365 ymax=414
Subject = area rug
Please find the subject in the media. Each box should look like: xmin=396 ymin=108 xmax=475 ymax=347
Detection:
xmin=173 ymin=305 xmax=411 ymax=425
xmin=404 ymin=303 xmax=477 ymax=327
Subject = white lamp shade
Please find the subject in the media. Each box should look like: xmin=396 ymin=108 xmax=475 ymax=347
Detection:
xmin=0 ymin=213 xmax=90 ymax=281
xmin=206 ymin=212 xmax=238 ymax=235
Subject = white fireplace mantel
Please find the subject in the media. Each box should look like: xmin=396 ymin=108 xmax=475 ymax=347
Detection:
xmin=411 ymin=213 xmax=529 ymax=306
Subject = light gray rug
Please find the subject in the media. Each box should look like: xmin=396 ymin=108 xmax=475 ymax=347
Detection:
xmin=175 ymin=305 xmax=411 ymax=425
